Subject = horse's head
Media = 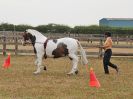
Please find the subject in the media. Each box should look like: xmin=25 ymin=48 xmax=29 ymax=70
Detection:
xmin=22 ymin=29 xmax=36 ymax=46
xmin=22 ymin=29 xmax=47 ymax=46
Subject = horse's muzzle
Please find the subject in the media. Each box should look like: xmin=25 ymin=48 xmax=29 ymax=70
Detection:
xmin=22 ymin=42 xmax=26 ymax=46
xmin=21 ymin=40 xmax=26 ymax=46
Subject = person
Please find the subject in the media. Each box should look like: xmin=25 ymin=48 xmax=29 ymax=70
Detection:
xmin=100 ymin=32 xmax=119 ymax=74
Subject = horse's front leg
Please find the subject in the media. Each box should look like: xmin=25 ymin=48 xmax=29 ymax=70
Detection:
xmin=67 ymin=54 xmax=79 ymax=75
xmin=33 ymin=54 xmax=44 ymax=74
xmin=34 ymin=55 xmax=38 ymax=66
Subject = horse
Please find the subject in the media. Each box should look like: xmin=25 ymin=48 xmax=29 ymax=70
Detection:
xmin=22 ymin=29 xmax=88 ymax=75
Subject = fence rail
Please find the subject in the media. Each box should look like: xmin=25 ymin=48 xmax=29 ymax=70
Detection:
xmin=0 ymin=31 xmax=133 ymax=57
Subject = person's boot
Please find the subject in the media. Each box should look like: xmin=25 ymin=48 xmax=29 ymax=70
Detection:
xmin=116 ymin=66 xmax=119 ymax=74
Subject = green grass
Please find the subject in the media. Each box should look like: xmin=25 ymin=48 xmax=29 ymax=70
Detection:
xmin=0 ymin=55 xmax=133 ymax=99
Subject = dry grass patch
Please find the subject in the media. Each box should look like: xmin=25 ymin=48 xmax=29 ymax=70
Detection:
xmin=0 ymin=55 xmax=133 ymax=99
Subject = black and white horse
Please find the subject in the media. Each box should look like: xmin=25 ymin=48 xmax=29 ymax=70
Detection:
xmin=22 ymin=29 xmax=88 ymax=75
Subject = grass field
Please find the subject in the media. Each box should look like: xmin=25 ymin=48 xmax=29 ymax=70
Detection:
xmin=0 ymin=55 xmax=133 ymax=99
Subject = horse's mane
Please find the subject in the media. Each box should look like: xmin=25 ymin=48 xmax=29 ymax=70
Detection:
xmin=26 ymin=29 xmax=45 ymax=37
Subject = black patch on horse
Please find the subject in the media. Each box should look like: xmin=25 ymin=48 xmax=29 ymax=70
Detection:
xmin=53 ymin=39 xmax=57 ymax=43
xmin=44 ymin=53 xmax=47 ymax=59
xmin=26 ymin=33 xmax=37 ymax=54
xmin=69 ymin=57 xmax=73 ymax=60
xmin=29 ymin=34 xmax=36 ymax=46
xmin=44 ymin=39 xmax=49 ymax=49
xmin=33 ymin=47 xmax=37 ymax=54
xmin=44 ymin=39 xmax=49 ymax=59
xmin=52 ymin=43 xmax=69 ymax=58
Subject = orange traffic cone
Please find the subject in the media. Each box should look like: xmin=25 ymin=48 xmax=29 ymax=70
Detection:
xmin=89 ymin=67 xmax=100 ymax=88
xmin=3 ymin=53 xmax=11 ymax=68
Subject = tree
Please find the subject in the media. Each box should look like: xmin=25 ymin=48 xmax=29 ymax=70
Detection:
xmin=0 ymin=23 xmax=14 ymax=31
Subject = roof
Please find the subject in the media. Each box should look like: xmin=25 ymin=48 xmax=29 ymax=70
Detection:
xmin=101 ymin=18 xmax=133 ymax=21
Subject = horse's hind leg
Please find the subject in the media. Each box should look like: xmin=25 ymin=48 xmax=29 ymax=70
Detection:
xmin=67 ymin=54 xmax=79 ymax=75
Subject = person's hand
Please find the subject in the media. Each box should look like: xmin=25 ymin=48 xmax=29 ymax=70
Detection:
xmin=99 ymin=46 xmax=105 ymax=49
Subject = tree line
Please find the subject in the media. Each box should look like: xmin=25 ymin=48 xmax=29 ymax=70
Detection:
xmin=0 ymin=23 xmax=133 ymax=35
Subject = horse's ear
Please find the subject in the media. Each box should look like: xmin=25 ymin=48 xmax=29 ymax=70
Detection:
xmin=21 ymin=31 xmax=27 ymax=36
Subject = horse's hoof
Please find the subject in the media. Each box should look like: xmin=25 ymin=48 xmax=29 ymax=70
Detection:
xmin=44 ymin=66 xmax=47 ymax=70
xmin=67 ymin=72 xmax=73 ymax=76
xmin=67 ymin=71 xmax=78 ymax=75
xmin=67 ymin=73 xmax=73 ymax=76
xmin=75 ymin=70 xmax=78 ymax=75
xmin=33 ymin=71 xmax=40 ymax=75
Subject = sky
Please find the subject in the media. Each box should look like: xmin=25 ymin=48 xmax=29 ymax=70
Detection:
xmin=0 ymin=0 xmax=133 ymax=27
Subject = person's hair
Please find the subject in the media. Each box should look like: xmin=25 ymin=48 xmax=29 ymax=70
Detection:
xmin=104 ymin=32 xmax=111 ymax=37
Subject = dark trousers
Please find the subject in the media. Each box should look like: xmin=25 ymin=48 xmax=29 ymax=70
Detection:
xmin=103 ymin=49 xmax=117 ymax=74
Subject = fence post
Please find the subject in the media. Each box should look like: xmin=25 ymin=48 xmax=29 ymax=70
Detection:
xmin=3 ymin=36 xmax=6 ymax=56
xmin=90 ymin=34 xmax=92 ymax=43
xmin=99 ymin=39 xmax=103 ymax=57
xmin=126 ymin=35 xmax=129 ymax=44
xmin=130 ymin=35 xmax=133 ymax=45
xmin=15 ymin=34 xmax=18 ymax=55
xmin=117 ymin=35 xmax=119 ymax=44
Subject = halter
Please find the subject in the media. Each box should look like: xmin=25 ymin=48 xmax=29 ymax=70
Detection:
xmin=29 ymin=38 xmax=49 ymax=49
xmin=33 ymin=37 xmax=49 ymax=49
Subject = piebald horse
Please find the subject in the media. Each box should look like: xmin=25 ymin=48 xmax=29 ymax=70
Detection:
xmin=22 ymin=29 xmax=88 ymax=75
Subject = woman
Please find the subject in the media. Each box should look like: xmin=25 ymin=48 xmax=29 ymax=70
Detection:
xmin=100 ymin=32 xmax=119 ymax=74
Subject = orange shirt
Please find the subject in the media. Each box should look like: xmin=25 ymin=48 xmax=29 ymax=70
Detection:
xmin=103 ymin=37 xmax=112 ymax=50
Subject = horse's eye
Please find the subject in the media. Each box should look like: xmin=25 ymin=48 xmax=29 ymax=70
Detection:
xmin=23 ymin=34 xmax=26 ymax=38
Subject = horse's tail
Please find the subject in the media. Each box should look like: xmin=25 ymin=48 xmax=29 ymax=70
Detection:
xmin=77 ymin=40 xmax=88 ymax=65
